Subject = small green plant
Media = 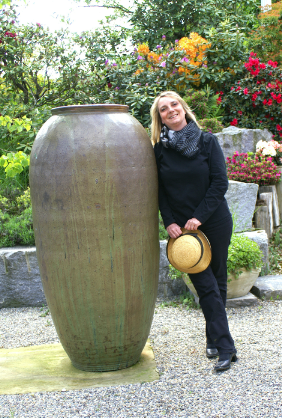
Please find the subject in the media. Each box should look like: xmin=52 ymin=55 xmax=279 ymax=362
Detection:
xmin=159 ymin=211 xmax=169 ymax=240
xmin=227 ymin=234 xmax=264 ymax=278
xmin=39 ymin=308 xmax=50 ymax=317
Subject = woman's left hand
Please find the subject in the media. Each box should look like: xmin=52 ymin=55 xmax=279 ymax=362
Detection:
xmin=184 ymin=218 xmax=202 ymax=230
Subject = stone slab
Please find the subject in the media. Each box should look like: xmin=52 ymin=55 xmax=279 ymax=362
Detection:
xmin=276 ymin=167 xmax=282 ymax=221
xmin=259 ymin=185 xmax=280 ymax=227
xmin=190 ymin=290 xmax=259 ymax=308
xmin=251 ymin=275 xmax=282 ymax=300
xmin=215 ymin=126 xmax=273 ymax=159
xmin=0 ymin=341 xmax=158 ymax=395
xmin=226 ymin=292 xmax=259 ymax=308
xmin=225 ymin=180 xmax=259 ymax=232
xmin=158 ymin=240 xmax=187 ymax=298
xmin=0 ymin=247 xmax=46 ymax=308
xmin=255 ymin=206 xmax=272 ymax=242
xmin=240 ymin=230 xmax=269 ymax=273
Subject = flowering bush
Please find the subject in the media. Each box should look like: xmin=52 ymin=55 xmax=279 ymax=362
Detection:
xmin=226 ymin=151 xmax=281 ymax=185
xmin=248 ymin=1 xmax=282 ymax=65
xmin=221 ymin=53 xmax=282 ymax=139
xmin=133 ymin=33 xmax=211 ymax=90
xmin=256 ymin=139 xmax=282 ymax=165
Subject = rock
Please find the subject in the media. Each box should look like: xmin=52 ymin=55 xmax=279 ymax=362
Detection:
xmin=225 ymin=180 xmax=259 ymax=232
xmin=259 ymin=185 xmax=280 ymax=227
xmin=158 ymin=240 xmax=187 ymax=298
xmin=251 ymin=275 xmax=282 ymax=300
xmin=226 ymin=293 xmax=259 ymax=308
xmin=240 ymin=230 xmax=269 ymax=274
xmin=188 ymin=289 xmax=259 ymax=307
xmin=0 ymin=247 xmax=46 ymax=308
xmin=255 ymin=206 xmax=272 ymax=242
xmin=258 ymin=192 xmax=273 ymax=237
xmin=215 ymin=126 xmax=273 ymax=159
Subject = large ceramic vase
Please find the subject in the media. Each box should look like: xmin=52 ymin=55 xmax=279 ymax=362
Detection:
xmin=29 ymin=104 xmax=159 ymax=372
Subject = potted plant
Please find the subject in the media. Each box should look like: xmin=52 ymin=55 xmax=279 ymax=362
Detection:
xmin=182 ymin=233 xmax=264 ymax=299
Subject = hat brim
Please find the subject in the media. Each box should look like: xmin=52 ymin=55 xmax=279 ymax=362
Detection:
xmin=167 ymin=228 xmax=212 ymax=274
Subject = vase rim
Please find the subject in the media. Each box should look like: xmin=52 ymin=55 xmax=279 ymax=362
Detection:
xmin=51 ymin=104 xmax=129 ymax=115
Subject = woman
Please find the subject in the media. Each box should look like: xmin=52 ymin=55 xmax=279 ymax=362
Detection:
xmin=151 ymin=91 xmax=237 ymax=372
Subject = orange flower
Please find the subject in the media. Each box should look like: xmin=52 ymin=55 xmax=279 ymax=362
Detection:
xmin=137 ymin=44 xmax=150 ymax=55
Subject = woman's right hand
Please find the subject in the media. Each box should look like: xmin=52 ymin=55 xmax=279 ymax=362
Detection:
xmin=166 ymin=223 xmax=182 ymax=239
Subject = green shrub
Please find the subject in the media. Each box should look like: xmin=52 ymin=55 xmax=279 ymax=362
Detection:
xmin=199 ymin=118 xmax=224 ymax=133
xmin=0 ymin=206 xmax=34 ymax=247
xmin=227 ymin=234 xmax=264 ymax=278
xmin=183 ymin=88 xmax=224 ymax=133
xmin=0 ymin=187 xmax=34 ymax=247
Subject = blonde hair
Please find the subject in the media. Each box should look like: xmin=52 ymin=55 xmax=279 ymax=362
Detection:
xmin=150 ymin=91 xmax=201 ymax=145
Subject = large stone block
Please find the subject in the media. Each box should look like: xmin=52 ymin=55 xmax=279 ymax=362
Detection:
xmin=158 ymin=240 xmax=187 ymax=298
xmin=225 ymin=180 xmax=259 ymax=232
xmin=0 ymin=247 xmax=46 ymax=308
xmin=251 ymin=275 xmax=282 ymax=300
xmin=215 ymin=126 xmax=273 ymax=159
xmin=240 ymin=230 xmax=269 ymax=273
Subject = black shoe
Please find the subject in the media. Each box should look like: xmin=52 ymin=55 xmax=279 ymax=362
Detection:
xmin=214 ymin=353 xmax=237 ymax=372
xmin=206 ymin=347 xmax=219 ymax=359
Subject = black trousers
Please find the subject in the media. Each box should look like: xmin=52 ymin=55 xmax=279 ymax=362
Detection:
xmin=188 ymin=215 xmax=236 ymax=355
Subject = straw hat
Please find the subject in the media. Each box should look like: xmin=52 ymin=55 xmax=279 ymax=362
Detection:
xmin=167 ymin=228 xmax=212 ymax=274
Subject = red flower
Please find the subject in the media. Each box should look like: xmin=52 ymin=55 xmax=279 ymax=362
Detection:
xmin=243 ymin=88 xmax=249 ymax=95
xmin=236 ymin=86 xmax=241 ymax=91
xmin=230 ymin=118 xmax=238 ymax=126
xmin=263 ymin=99 xmax=268 ymax=105
xmin=238 ymin=111 xmax=243 ymax=115
xmin=252 ymin=93 xmax=258 ymax=101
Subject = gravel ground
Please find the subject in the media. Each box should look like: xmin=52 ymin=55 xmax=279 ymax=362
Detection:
xmin=1 ymin=300 xmax=282 ymax=417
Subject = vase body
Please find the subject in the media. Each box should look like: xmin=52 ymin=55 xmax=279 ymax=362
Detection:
xmin=183 ymin=268 xmax=260 ymax=299
xmin=29 ymin=104 xmax=159 ymax=371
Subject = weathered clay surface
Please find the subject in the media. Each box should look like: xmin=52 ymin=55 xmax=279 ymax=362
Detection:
xmin=225 ymin=180 xmax=259 ymax=232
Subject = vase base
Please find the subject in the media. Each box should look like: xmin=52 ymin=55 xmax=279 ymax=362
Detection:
xmin=71 ymin=356 xmax=140 ymax=372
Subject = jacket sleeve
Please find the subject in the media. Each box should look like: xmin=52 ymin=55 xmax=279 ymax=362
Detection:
xmin=154 ymin=144 xmax=176 ymax=228
xmin=192 ymin=133 xmax=228 ymax=224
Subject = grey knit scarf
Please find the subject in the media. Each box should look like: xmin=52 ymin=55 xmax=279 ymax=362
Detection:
xmin=160 ymin=120 xmax=202 ymax=158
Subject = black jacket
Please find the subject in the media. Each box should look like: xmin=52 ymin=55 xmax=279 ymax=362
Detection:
xmin=154 ymin=132 xmax=231 ymax=228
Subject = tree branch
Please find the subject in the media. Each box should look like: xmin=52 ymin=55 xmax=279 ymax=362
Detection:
xmin=81 ymin=4 xmax=132 ymax=14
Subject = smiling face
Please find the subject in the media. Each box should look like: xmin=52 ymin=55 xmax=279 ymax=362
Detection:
xmin=158 ymin=96 xmax=187 ymax=131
